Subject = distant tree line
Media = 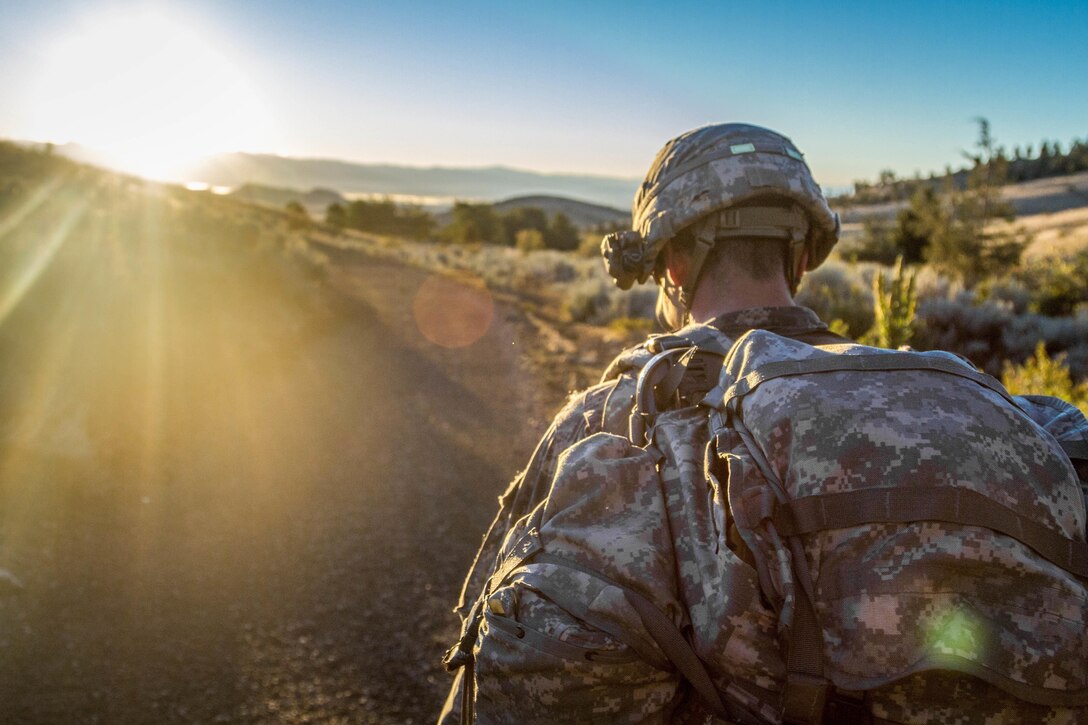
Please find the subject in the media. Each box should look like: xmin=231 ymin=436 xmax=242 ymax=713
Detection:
xmin=323 ymin=197 xmax=583 ymax=250
xmin=849 ymin=119 xmax=1028 ymax=286
xmin=441 ymin=202 xmax=581 ymax=250
xmin=325 ymin=198 xmax=435 ymax=240
xmin=844 ymin=130 xmax=1088 ymax=205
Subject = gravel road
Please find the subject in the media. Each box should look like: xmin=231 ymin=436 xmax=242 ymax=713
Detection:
xmin=0 ymin=244 xmax=556 ymax=723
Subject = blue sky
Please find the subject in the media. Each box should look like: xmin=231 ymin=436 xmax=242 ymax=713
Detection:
xmin=1 ymin=0 xmax=1085 ymax=187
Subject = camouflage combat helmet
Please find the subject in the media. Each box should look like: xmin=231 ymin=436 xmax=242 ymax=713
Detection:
xmin=601 ymin=123 xmax=839 ymax=300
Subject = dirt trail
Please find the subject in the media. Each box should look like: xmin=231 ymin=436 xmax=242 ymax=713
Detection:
xmin=0 ymin=246 xmax=559 ymax=723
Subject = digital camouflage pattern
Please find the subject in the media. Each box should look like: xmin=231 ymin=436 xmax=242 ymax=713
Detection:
xmin=470 ymin=435 xmax=684 ymax=722
xmin=441 ymin=307 xmax=838 ymax=724
xmin=440 ymin=309 xmax=1088 ymax=723
xmin=601 ymin=124 xmax=839 ymax=291
xmin=450 ymin=307 xmax=836 ymax=629
xmin=710 ymin=330 xmax=1088 ymax=720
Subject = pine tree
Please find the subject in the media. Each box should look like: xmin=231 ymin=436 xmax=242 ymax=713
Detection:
xmin=893 ymin=185 xmax=944 ymax=263
xmin=545 ymin=212 xmax=580 ymax=251
xmin=924 ymin=119 xmax=1027 ymax=286
xmin=325 ymin=202 xmax=346 ymax=229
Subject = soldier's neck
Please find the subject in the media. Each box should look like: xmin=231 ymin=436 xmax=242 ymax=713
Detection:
xmin=688 ymin=278 xmax=796 ymax=324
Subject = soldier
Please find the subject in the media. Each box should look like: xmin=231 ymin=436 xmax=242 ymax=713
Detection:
xmin=439 ymin=123 xmax=848 ymax=723
xmin=442 ymin=123 xmax=1088 ymax=725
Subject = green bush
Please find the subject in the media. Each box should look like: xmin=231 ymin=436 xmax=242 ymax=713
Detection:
xmin=515 ymin=228 xmax=546 ymax=253
xmin=841 ymin=216 xmax=898 ymax=264
xmin=1012 ymin=251 xmax=1088 ymax=317
xmin=865 ymin=256 xmax=918 ymax=348
xmin=560 ymin=279 xmax=655 ymax=326
xmin=1002 ymin=342 xmax=1088 ymax=413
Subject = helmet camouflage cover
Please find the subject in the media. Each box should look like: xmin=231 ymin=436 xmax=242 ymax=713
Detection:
xmin=602 ymin=123 xmax=840 ymax=290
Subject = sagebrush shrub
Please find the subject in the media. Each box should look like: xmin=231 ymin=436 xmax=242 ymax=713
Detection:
xmin=795 ymin=261 xmax=875 ymax=338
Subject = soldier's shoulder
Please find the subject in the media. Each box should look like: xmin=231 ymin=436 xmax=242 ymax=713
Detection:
xmin=545 ymin=339 xmax=654 ymax=443
xmin=600 ymin=338 xmax=656 ymax=383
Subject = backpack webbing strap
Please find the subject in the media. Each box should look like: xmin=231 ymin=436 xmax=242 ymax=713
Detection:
xmin=460 ymin=666 xmax=474 ymax=725
xmin=633 ymin=347 xmax=698 ymax=444
xmin=442 ymin=597 xmax=485 ymax=725
xmin=648 ymin=323 xmax=735 ymax=356
xmin=654 ymin=347 xmax=697 ymax=410
xmin=531 ymin=553 xmax=767 ymax=725
xmin=1063 ymin=440 xmax=1088 ymax=464
xmin=530 ymin=550 xmax=787 ymax=718
xmin=782 ymin=588 xmax=829 ymax=725
xmin=622 ymin=585 xmax=732 ymax=720
xmin=772 ymin=487 xmax=1088 ymax=579
xmin=721 ymin=353 xmax=1016 ymax=412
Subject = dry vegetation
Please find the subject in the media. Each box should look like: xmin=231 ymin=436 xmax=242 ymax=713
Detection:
xmin=2 ymin=139 xmax=1087 ymax=722
xmin=0 ymin=144 xmax=558 ymax=723
xmin=317 ymin=205 xmax=1088 ymax=391
xmin=311 ymin=226 xmax=659 ymax=394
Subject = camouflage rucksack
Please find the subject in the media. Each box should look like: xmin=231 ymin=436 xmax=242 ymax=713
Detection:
xmin=446 ymin=324 xmax=1088 ymax=723
xmin=696 ymin=329 xmax=1088 ymax=723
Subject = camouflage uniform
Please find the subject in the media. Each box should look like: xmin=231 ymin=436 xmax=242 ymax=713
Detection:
xmin=439 ymin=305 xmax=845 ymax=724
xmin=441 ymin=307 xmax=1088 ymax=724
xmin=440 ymin=122 xmax=1088 ymax=723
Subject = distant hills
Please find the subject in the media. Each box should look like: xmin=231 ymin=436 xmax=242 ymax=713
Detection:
xmin=491 ymin=195 xmax=628 ymax=228
xmin=836 ymin=170 xmax=1088 ymax=224
xmin=228 ymin=183 xmax=630 ymax=231
xmin=42 ymin=143 xmax=639 ymax=210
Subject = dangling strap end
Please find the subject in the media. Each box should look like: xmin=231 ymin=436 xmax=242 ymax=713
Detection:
xmin=782 ymin=673 xmax=829 ymax=725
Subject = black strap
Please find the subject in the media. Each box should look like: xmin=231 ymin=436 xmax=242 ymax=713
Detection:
xmin=1062 ymin=439 xmax=1088 ymax=464
xmin=773 ymin=487 xmax=1088 ymax=579
xmin=780 ymin=525 xmax=831 ymax=725
xmin=442 ymin=598 xmax=484 ymax=725
xmin=782 ymin=590 xmax=829 ymax=725
xmin=460 ymin=666 xmax=474 ymax=725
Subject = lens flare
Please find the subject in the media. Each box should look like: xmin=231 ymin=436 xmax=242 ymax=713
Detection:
xmin=412 ymin=273 xmax=495 ymax=349
xmin=927 ymin=607 xmax=984 ymax=661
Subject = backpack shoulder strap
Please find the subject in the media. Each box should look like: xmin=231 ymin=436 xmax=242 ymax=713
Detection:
xmin=628 ymin=324 xmax=734 ymax=444
xmin=720 ymin=349 xmax=1016 ymax=412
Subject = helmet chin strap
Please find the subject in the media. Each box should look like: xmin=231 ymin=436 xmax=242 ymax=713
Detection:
xmin=677 ymin=223 xmax=717 ymax=314
xmin=785 ymin=232 xmax=807 ymax=296
xmin=660 ymin=205 xmax=811 ymax=329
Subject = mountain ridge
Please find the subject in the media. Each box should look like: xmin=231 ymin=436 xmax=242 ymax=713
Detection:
xmin=42 ymin=142 xmax=639 ymax=209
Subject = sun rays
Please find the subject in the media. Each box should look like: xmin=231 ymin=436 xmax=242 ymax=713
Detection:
xmin=0 ymin=196 xmax=86 ymax=331
xmin=20 ymin=6 xmax=276 ymax=181
xmin=0 ymin=151 xmax=326 ymax=575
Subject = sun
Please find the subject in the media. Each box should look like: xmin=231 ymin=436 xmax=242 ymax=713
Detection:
xmin=24 ymin=7 xmax=276 ymax=181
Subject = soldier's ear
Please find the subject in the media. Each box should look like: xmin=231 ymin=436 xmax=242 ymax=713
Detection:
xmin=663 ymin=243 xmax=690 ymax=288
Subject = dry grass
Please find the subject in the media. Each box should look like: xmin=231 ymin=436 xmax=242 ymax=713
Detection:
xmin=1000 ymin=206 xmax=1088 ymax=259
